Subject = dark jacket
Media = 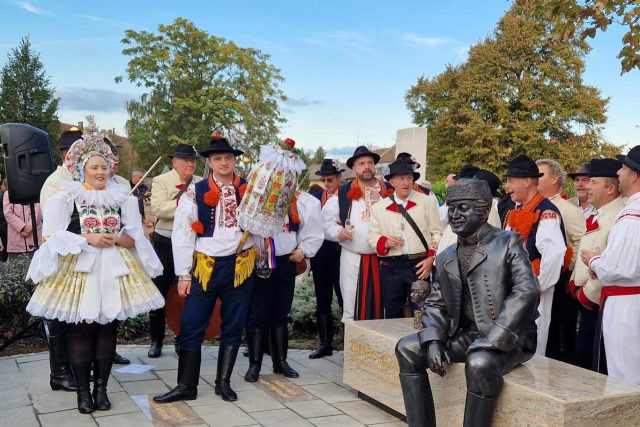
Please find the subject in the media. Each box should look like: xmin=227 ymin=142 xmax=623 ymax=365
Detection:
xmin=418 ymin=223 xmax=540 ymax=353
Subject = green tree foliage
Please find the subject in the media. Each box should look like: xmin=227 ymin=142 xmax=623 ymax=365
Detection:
xmin=530 ymin=0 xmax=639 ymax=74
xmin=311 ymin=145 xmax=327 ymax=164
xmin=116 ymin=18 xmax=286 ymax=167
xmin=407 ymin=2 xmax=620 ymax=180
xmin=0 ymin=37 xmax=60 ymax=142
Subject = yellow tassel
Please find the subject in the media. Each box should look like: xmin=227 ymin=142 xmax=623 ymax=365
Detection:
xmin=234 ymin=248 xmax=256 ymax=288
xmin=193 ymin=252 xmax=215 ymax=291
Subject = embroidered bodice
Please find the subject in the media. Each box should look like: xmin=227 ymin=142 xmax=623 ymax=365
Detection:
xmin=77 ymin=203 xmax=121 ymax=234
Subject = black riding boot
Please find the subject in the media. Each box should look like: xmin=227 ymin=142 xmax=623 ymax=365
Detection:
xmin=215 ymin=344 xmax=239 ymax=401
xmin=153 ymin=348 xmax=201 ymax=403
xmin=70 ymin=362 xmax=95 ymax=414
xmin=244 ymin=328 xmax=265 ymax=382
xmin=463 ymin=391 xmax=497 ymax=427
xmin=148 ymin=309 xmax=165 ymax=358
xmin=49 ymin=333 xmax=77 ymax=391
xmin=399 ymin=373 xmax=436 ymax=427
xmin=92 ymin=359 xmax=113 ymax=410
xmin=309 ymin=313 xmax=334 ymax=359
xmin=270 ymin=326 xmax=299 ymax=378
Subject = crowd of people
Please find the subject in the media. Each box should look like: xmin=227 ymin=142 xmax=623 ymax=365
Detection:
xmin=8 ymin=124 xmax=640 ymax=414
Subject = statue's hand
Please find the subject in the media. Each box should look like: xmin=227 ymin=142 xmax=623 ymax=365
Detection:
xmin=466 ymin=337 xmax=496 ymax=354
xmin=426 ymin=341 xmax=451 ymax=377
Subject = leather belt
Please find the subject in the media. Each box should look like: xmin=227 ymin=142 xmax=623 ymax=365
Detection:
xmin=388 ymin=251 xmax=427 ymax=261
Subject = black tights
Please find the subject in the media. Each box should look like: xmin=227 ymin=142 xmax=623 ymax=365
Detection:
xmin=67 ymin=322 xmax=117 ymax=364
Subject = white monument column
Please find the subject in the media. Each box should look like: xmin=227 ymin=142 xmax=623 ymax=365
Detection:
xmin=395 ymin=127 xmax=427 ymax=180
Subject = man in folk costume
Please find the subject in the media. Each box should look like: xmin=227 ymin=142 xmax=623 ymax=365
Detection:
xmin=568 ymin=163 xmax=596 ymax=219
xmin=368 ymin=159 xmax=442 ymax=319
xmin=503 ymin=155 xmax=567 ymax=355
xmin=394 ymin=152 xmax=434 ymax=198
xmin=244 ymin=171 xmax=323 ymax=382
xmin=569 ymin=158 xmax=624 ymax=370
xmin=536 ymin=159 xmax=585 ymax=362
xmin=322 ymin=146 xmax=394 ymax=321
xmin=308 ymin=159 xmax=344 ymax=359
xmin=148 ymin=143 xmax=202 ymax=358
xmin=582 ymin=146 xmax=640 ymax=384
xmin=154 ymin=133 xmax=255 ymax=403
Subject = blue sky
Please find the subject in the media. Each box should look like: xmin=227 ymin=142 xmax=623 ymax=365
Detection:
xmin=1 ymin=0 xmax=638 ymax=159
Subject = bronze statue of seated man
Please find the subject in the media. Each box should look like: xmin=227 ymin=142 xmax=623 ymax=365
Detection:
xmin=395 ymin=179 xmax=540 ymax=427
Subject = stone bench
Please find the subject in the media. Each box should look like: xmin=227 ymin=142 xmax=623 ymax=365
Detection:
xmin=343 ymin=318 xmax=640 ymax=426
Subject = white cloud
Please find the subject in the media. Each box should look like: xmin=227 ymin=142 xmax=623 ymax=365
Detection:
xmin=401 ymin=33 xmax=453 ymax=47
xmin=16 ymin=1 xmax=46 ymax=14
xmin=57 ymin=88 xmax=134 ymax=113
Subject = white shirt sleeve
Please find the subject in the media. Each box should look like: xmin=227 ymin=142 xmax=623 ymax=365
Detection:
xmin=321 ymin=195 xmax=341 ymax=242
xmin=171 ymin=183 xmax=198 ymax=276
xmin=590 ymin=217 xmax=640 ymax=284
xmin=296 ymin=193 xmax=324 ymax=258
xmin=42 ymin=193 xmax=73 ymax=237
xmin=535 ymin=212 xmax=566 ymax=291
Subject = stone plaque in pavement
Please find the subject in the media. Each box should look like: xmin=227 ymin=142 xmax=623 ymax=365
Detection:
xmin=255 ymin=375 xmax=317 ymax=402
xmin=131 ymin=394 xmax=205 ymax=426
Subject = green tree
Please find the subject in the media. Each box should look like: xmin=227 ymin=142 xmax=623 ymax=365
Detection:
xmin=311 ymin=145 xmax=327 ymax=164
xmin=116 ymin=18 xmax=286 ymax=167
xmin=529 ymin=0 xmax=639 ymax=74
xmin=406 ymin=2 xmax=620 ymax=181
xmin=0 ymin=36 xmax=60 ymax=141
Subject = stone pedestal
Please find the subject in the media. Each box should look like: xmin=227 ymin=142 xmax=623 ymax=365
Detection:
xmin=343 ymin=318 xmax=640 ymax=426
xmin=395 ymin=128 xmax=427 ymax=181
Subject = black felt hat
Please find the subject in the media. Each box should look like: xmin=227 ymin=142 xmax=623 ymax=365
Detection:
xmin=396 ymin=152 xmax=421 ymax=169
xmin=505 ymin=155 xmax=543 ymax=178
xmin=315 ymin=159 xmax=345 ymax=176
xmin=589 ymin=158 xmax=622 ymax=178
xmin=617 ymin=145 xmax=640 ymax=174
xmin=346 ymin=146 xmax=380 ymax=169
xmin=384 ymin=158 xmax=420 ymax=181
xmin=169 ymin=143 xmax=200 ymax=159
xmin=568 ymin=163 xmax=591 ymax=179
xmin=59 ymin=127 xmax=83 ymax=151
xmin=473 ymin=169 xmax=501 ymax=197
xmin=453 ymin=165 xmax=479 ymax=181
xmin=199 ymin=131 xmax=243 ymax=158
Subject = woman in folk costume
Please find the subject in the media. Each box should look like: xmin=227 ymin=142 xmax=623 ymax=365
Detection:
xmin=25 ymin=133 xmax=164 ymax=414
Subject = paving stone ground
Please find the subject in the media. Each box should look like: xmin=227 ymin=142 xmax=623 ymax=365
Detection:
xmin=0 ymin=345 xmax=407 ymax=427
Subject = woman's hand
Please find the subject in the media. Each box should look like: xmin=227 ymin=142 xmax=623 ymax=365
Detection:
xmin=83 ymin=233 xmax=118 ymax=248
xmin=116 ymin=233 xmax=135 ymax=249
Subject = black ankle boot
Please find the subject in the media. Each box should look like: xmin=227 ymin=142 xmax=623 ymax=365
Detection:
xmin=92 ymin=359 xmax=113 ymax=410
xmin=244 ymin=328 xmax=265 ymax=382
xmin=70 ymin=362 xmax=95 ymax=414
xmin=215 ymin=344 xmax=239 ymax=401
xmin=271 ymin=326 xmax=299 ymax=378
xmin=463 ymin=391 xmax=497 ymax=427
xmin=399 ymin=373 xmax=436 ymax=427
xmin=153 ymin=349 xmax=201 ymax=403
xmin=309 ymin=313 xmax=334 ymax=359
xmin=113 ymin=352 xmax=130 ymax=365
xmin=148 ymin=340 xmax=163 ymax=358
xmin=49 ymin=334 xmax=77 ymax=391
xmin=148 ymin=309 xmax=165 ymax=358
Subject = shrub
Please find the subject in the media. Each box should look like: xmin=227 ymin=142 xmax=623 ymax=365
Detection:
xmin=431 ymin=180 xmax=446 ymax=205
xmin=117 ymin=314 xmax=150 ymax=340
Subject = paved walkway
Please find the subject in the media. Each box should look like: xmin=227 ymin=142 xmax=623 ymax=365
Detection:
xmin=0 ymin=345 xmax=407 ymax=427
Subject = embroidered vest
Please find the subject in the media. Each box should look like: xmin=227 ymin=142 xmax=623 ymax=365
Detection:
xmin=337 ymin=180 xmax=393 ymax=226
xmin=194 ymin=175 xmax=246 ymax=238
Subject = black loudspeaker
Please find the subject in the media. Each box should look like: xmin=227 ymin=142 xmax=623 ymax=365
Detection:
xmin=0 ymin=123 xmax=55 ymax=204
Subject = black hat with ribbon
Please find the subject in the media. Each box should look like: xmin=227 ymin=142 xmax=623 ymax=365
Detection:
xmin=384 ymin=158 xmax=420 ymax=181
xmin=59 ymin=127 xmax=83 ymax=151
xmin=453 ymin=165 xmax=479 ymax=181
xmin=617 ymin=145 xmax=640 ymax=174
xmin=473 ymin=169 xmax=501 ymax=197
xmin=199 ymin=131 xmax=243 ymax=158
xmin=346 ymin=145 xmax=380 ymax=169
xmin=169 ymin=143 xmax=199 ymax=159
xmin=567 ymin=163 xmax=591 ymax=179
xmin=589 ymin=158 xmax=622 ymax=177
xmin=315 ymin=159 xmax=345 ymax=176
xmin=505 ymin=154 xmax=544 ymax=178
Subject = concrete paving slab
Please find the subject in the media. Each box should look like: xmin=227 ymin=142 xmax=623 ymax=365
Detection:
xmin=370 ymin=422 xmax=407 ymax=426
xmin=302 ymin=383 xmax=359 ymax=404
xmin=287 ymin=373 xmax=333 ymax=386
xmin=0 ymin=384 xmax=31 ymax=410
xmin=284 ymin=399 xmax=343 ymax=418
xmin=95 ymin=411 xmax=154 ymax=427
xmin=121 ymin=379 xmax=168 ymax=396
xmin=307 ymin=414 xmax=366 ymax=426
xmin=38 ymin=408 xmax=97 ymax=427
xmin=191 ymin=403 xmax=257 ymax=426
xmin=234 ymin=389 xmax=286 ymax=412
xmin=248 ymin=408 xmax=313 ymax=426
xmin=0 ymin=405 xmax=39 ymax=427
xmin=0 ymin=358 xmax=19 ymax=373
xmin=333 ymin=400 xmax=400 ymax=425
xmin=91 ymin=391 xmax=140 ymax=417
xmin=31 ymin=388 xmax=78 ymax=414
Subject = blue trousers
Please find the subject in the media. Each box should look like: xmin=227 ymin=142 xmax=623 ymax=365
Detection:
xmin=179 ymin=253 xmax=254 ymax=350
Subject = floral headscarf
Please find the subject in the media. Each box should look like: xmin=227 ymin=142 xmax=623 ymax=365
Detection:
xmin=64 ymin=133 xmax=116 ymax=182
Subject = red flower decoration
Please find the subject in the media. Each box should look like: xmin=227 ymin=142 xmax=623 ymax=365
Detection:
xmin=102 ymin=216 xmax=119 ymax=228
xmin=204 ymin=186 xmax=220 ymax=207
xmin=283 ymin=138 xmax=296 ymax=148
xmin=83 ymin=217 xmax=100 ymax=228
xmin=191 ymin=220 xmax=204 ymax=234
